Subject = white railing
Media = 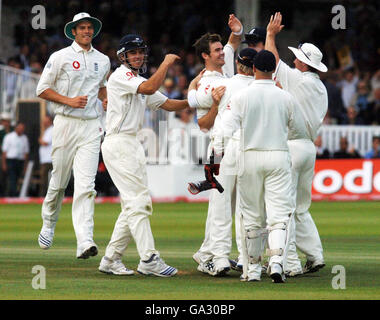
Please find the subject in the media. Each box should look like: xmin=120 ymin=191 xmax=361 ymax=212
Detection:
xmin=0 ymin=65 xmax=41 ymax=118
xmin=319 ymin=125 xmax=380 ymax=157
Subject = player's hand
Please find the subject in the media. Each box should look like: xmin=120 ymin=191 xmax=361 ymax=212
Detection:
xmin=163 ymin=54 xmax=181 ymax=67
xmin=212 ymin=86 xmax=226 ymax=105
xmin=69 ymin=96 xmax=87 ymax=108
xmin=189 ymin=68 xmax=206 ymax=90
xmin=267 ymin=12 xmax=284 ymax=36
xmin=102 ymin=98 xmax=108 ymax=111
xmin=228 ymin=14 xmax=243 ymax=34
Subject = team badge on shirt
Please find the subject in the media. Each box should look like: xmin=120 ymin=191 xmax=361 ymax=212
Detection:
xmin=94 ymin=62 xmax=98 ymax=72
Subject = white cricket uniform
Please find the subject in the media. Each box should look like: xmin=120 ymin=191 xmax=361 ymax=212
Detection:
xmin=102 ymin=64 xmax=168 ymax=262
xmin=187 ymin=44 xmax=237 ymax=268
xmin=220 ymin=79 xmax=297 ymax=268
xmin=275 ymin=60 xmax=328 ymax=269
xmin=36 ymin=41 xmax=110 ymax=256
xmin=204 ymin=74 xmax=254 ymax=268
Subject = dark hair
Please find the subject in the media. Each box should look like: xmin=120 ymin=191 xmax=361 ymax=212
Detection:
xmin=373 ymin=136 xmax=380 ymax=142
xmin=193 ymin=33 xmax=222 ymax=63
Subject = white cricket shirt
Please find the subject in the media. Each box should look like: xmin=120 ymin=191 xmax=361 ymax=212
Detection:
xmin=212 ymin=74 xmax=254 ymax=154
xmin=105 ymin=64 xmax=168 ymax=136
xmin=221 ymin=79 xmax=297 ymax=151
xmin=36 ymin=41 xmax=111 ymax=120
xmin=2 ymin=131 xmax=30 ymax=160
xmin=274 ymin=60 xmax=328 ymax=141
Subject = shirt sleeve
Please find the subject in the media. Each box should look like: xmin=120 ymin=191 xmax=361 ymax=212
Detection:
xmin=194 ymin=81 xmax=214 ymax=120
xmin=146 ymin=90 xmax=168 ymax=111
xmin=36 ymin=52 xmax=61 ymax=96
xmin=274 ymin=59 xmax=303 ymax=91
xmin=222 ymin=43 xmax=235 ymax=78
xmin=100 ymin=58 xmax=111 ymax=88
xmin=111 ymin=71 xmax=146 ymax=95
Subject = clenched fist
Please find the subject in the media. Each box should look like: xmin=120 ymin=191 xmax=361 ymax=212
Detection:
xmin=68 ymin=96 xmax=88 ymax=108
xmin=163 ymin=54 xmax=181 ymax=67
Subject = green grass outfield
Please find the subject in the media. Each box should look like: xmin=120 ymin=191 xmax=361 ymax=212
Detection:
xmin=0 ymin=201 xmax=379 ymax=300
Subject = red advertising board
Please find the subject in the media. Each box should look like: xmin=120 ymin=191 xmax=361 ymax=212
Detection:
xmin=312 ymin=159 xmax=380 ymax=200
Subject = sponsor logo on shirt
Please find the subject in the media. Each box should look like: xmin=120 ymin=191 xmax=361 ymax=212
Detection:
xmin=205 ymin=84 xmax=210 ymax=95
xmin=73 ymin=61 xmax=80 ymax=69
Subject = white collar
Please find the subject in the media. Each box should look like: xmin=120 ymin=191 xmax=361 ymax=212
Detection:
xmin=71 ymin=41 xmax=94 ymax=53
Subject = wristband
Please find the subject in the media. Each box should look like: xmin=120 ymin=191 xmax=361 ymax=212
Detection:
xmin=233 ymin=27 xmax=243 ymax=36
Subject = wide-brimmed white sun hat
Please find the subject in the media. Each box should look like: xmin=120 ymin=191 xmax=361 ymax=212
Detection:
xmin=288 ymin=43 xmax=328 ymax=72
xmin=64 ymin=12 xmax=102 ymax=40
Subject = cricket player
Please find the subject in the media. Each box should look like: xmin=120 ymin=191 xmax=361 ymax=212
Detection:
xmin=265 ymin=12 xmax=328 ymax=276
xmin=217 ymin=50 xmax=297 ymax=282
xmin=36 ymin=13 xmax=110 ymax=259
xmin=187 ymin=14 xmax=243 ymax=276
xmin=98 ymin=34 xmax=188 ymax=277
xmin=195 ymin=48 xmax=258 ymax=277
xmin=242 ymin=26 xmax=266 ymax=52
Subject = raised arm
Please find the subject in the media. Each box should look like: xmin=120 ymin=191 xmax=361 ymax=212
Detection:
xmin=226 ymin=14 xmax=243 ymax=51
xmin=265 ymin=12 xmax=284 ymax=65
xmin=138 ymin=54 xmax=180 ymax=95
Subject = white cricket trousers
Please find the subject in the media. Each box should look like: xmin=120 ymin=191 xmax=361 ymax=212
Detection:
xmin=197 ymin=138 xmax=243 ymax=266
xmin=101 ymin=133 xmax=158 ymax=262
xmin=238 ymin=150 xmax=294 ymax=266
xmin=41 ymin=115 xmax=102 ymax=256
xmin=286 ymin=139 xmax=324 ymax=270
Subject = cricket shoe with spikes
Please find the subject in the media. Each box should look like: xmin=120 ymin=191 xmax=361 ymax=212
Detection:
xmin=38 ymin=227 xmax=54 ymax=250
xmin=137 ymin=254 xmax=177 ymax=277
xmin=197 ymin=260 xmax=217 ymax=276
xmin=268 ymin=263 xmax=286 ymax=283
xmin=303 ymin=260 xmax=325 ymax=274
xmin=99 ymin=256 xmax=134 ymax=275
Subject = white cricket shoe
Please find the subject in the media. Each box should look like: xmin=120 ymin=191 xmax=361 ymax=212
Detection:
xmin=137 ymin=254 xmax=177 ymax=277
xmin=197 ymin=261 xmax=217 ymax=276
xmin=38 ymin=227 xmax=54 ymax=250
xmin=269 ymin=263 xmax=286 ymax=283
xmin=99 ymin=257 xmax=134 ymax=276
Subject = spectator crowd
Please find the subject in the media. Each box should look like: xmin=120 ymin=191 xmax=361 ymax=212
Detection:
xmin=0 ymin=0 xmax=379 ymax=197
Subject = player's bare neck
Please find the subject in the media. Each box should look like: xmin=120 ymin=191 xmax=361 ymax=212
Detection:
xmin=205 ymin=63 xmax=223 ymax=74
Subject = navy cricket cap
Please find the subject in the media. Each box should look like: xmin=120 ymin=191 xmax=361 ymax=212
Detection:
xmin=253 ymin=50 xmax=276 ymax=72
xmin=237 ymin=48 xmax=257 ymax=68
xmin=242 ymin=27 xmax=266 ymax=44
